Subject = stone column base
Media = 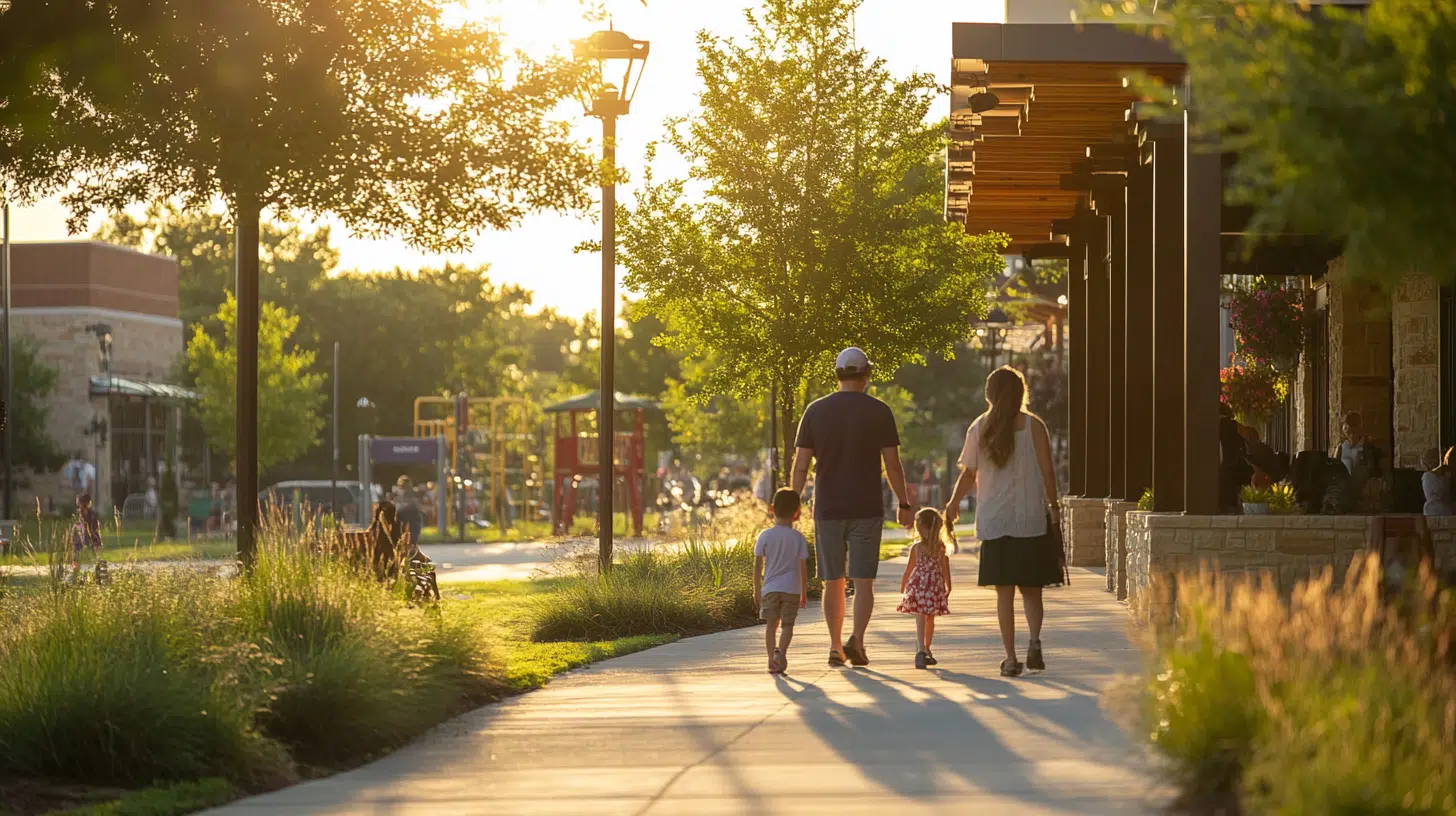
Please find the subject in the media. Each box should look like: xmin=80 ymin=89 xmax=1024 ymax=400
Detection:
xmin=1060 ymin=496 xmax=1108 ymax=567
xmin=1104 ymin=500 xmax=1137 ymax=600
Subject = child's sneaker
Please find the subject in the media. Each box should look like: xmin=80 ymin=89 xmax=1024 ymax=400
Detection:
xmin=914 ymin=651 xmax=928 ymax=670
xmin=924 ymin=649 xmax=938 ymax=667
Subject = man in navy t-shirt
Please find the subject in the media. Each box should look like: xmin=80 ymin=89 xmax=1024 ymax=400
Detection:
xmin=792 ymin=347 xmax=914 ymax=667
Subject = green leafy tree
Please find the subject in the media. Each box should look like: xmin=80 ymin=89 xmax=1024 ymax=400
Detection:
xmin=1088 ymin=0 xmax=1456 ymax=285
xmin=6 ymin=0 xmax=596 ymax=556
xmin=619 ymin=0 xmax=1007 ymax=479
xmin=186 ymin=295 xmax=325 ymax=470
xmin=4 ymin=337 xmax=65 ymax=479
xmin=660 ymin=356 xmax=768 ymax=464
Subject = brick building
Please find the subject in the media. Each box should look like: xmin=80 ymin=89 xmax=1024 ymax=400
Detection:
xmin=8 ymin=241 xmax=196 ymax=515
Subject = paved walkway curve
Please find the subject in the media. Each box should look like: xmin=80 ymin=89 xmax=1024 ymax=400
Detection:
xmin=209 ymin=548 xmax=1169 ymax=815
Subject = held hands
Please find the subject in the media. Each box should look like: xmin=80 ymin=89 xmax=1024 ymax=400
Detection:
xmin=944 ymin=501 xmax=959 ymax=525
xmin=897 ymin=504 xmax=915 ymax=528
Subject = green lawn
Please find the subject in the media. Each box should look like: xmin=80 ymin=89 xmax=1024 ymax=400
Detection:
xmin=0 ymin=518 xmax=235 ymax=567
xmin=445 ymin=578 xmax=676 ymax=691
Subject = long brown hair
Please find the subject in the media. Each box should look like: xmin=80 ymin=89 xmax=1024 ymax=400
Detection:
xmin=979 ymin=366 xmax=1028 ymax=469
xmin=913 ymin=507 xmax=947 ymax=562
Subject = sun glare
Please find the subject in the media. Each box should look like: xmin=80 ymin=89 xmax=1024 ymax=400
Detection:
xmin=451 ymin=0 xmax=604 ymax=57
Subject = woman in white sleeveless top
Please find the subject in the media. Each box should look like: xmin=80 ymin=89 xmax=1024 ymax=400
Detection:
xmin=945 ymin=367 xmax=1063 ymax=677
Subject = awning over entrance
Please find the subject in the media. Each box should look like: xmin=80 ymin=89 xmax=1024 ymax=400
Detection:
xmin=90 ymin=375 xmax=198 ymax=401
xmin=947 ymin=23 xmax=1183 ymax=255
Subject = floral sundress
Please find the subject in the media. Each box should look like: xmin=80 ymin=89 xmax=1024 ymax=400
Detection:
xmin=897 ymin=548 xmax=950 ymax=616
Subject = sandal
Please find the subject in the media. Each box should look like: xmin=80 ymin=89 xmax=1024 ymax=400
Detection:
xmin=1000 ymin=657 xmax=1024 ymax=677
xmin=773 ymin=649 xmax=787 ymax=675
xmin=924 ymin=649 xmax=938 ymax=667
xmin=1026 ymin=639 xmax=1045 ymax=671
xmin=844 ymin=636 xmax=870 ymax=667
xmin=828 ymin=649 xmax=847 ymax=668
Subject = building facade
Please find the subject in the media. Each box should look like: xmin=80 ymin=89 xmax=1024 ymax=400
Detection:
xmin=8 ymin=241 xmax=195 ymax=516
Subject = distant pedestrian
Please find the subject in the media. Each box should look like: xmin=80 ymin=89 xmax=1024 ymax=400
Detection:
xmin=393 ymin=476 xmax=424 ymax=546
xmin=72 ymin=492 xmax=102 ymax=568
xmin=898 ymin=507 xmax=953 ymax=670
xmin=946 ymin=366 xmax=1063 ymax=677
xmin=753 ymin=488 xmax=809 ymax=675
xmin=791 ymin=346 xmax=915 ymax=668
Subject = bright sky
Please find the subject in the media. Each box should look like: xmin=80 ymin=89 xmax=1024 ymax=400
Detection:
xmin=8 ymin=0 xmax=1004 ymax=319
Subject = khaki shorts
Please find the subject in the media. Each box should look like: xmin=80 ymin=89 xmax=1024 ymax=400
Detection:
xmin=759 ymin=591 xmax=801 ymax=625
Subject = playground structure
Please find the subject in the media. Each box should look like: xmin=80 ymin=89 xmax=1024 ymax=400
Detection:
xmin=546 ymin=391 xmax=651 ymax=538
xmin=413 ymin=396 xmax=544 ymax=532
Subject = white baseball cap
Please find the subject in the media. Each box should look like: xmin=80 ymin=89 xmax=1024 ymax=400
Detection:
xmin=834 ymin=346 xmax=872 ymax=376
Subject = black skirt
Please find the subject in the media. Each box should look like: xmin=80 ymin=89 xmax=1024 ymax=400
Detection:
xmin=978 ymin=534 xmax=1065 ymax=588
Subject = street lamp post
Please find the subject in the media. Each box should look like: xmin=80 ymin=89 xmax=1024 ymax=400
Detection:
xmin=576 ymin=27 xmax=649 ymax=574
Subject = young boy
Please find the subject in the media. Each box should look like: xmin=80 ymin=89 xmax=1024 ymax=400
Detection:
xmin=754 ymin=487 xmax=809 ymax=675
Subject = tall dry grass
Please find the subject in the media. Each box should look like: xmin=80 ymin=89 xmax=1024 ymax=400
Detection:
xmin=0 ymin=516 xmax=500 ymax=789
xmin=529 ymin=502 xmax=776 ymax=641
xmin=1137 ymin=555 xmax=1455 ymax=814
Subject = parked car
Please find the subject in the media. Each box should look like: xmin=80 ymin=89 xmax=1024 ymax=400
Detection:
xmin=259 ymin=480 xmax=365 ymax=523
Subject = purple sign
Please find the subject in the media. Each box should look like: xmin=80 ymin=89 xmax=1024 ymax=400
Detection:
xmin=369 ymin=437 xmax=440 ymax=464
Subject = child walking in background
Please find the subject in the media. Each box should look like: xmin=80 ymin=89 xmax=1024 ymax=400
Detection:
xmin=72 ymin=492 xmax=102 ymax=570
xmin=753 ymin=488 xmax=809 ymax=675
xmin=898 ymin=507 xmax=952 ymax=669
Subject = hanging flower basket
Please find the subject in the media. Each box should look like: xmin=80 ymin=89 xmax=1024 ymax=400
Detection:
xmin=1221 ymin=362 xmax=1288 ymax=425
xmin=1228 ymin=277 xmax=1305 ymax=370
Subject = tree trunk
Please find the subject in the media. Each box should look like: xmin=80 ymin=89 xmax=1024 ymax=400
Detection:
xmin=234 ymin=191 xmax=261 ymax=564
xmin=780 ymin=381 xmax=798 ymax=491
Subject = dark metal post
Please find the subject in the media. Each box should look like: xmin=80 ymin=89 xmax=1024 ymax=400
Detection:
xmin=235 ymin=196 xmax=260 ymax=563
xmin=1 ymin=201 xmax=10 ymax=521
xmin=1125 ymin=161 xmax=1155 ymax=500
xmin=331 ymin=341 xmax=339 ymax=520
xmin=598 ymin=114 xmax=617 ymax=573
xmin=1083 ymin=212 xmax=1111 ymax=499
xmin=1150 ymin=126 xmax=1187 ymax=512
xmin=1067 ymin=226 xmax=1087 ymax=497
xmin=1185 ymin=120 xmax=1223 ymax=515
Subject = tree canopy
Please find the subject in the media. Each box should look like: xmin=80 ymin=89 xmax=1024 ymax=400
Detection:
xmin=186 ymin=294 xmax=326 ymax=470
xmin=618 ymin=0 xmax=1007 ymax=466
xmin=1090 ymin=0 xmax=1456 ymax=285
xmin=2 ymin=0 xmax=596 ymax=243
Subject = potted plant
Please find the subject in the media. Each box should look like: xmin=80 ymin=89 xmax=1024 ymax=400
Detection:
xmin=1221 ymin=361 xmax=1288 ymax=426
xmin=1265 ymin=483 xmax=1297 ymax=514
xmin=1137 ymin=487 xmax=1154 ymax=511
xmin=1228 ymin=276 xmax=1306 ymax=370
xmin=1241 ymin=484 xmax=1270 ymax=515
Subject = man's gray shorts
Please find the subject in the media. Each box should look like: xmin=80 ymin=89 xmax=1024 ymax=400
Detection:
xmin=814 ymin=517 xmax=883 ymax=581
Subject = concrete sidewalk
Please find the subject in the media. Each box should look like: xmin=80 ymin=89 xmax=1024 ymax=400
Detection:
xmin=209 ymin=549 xmax=1167 ymax=815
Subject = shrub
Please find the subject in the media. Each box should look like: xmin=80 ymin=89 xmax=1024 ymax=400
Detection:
xmin=0 ymin=520 xmax=500 ymax=788
xmin=1133 ymin=558 xmax=1456 ymax=813
xmin=530 ymin=516 xmax=762 ymax=642
xmin=0 ymin=574 xmax=290 ymax=789
xmin=239 ymin=532 xmax=500 ymax=768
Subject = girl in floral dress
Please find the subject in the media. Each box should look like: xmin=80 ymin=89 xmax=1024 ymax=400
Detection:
xmin=897 ymin=507 xmax=953 ymax=669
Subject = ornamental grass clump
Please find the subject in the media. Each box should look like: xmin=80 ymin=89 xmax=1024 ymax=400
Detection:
xmin=530 ymin=504 xmax=767 ymax=642
xmin=0 ymin=518 xmax=501 ymax=790
xmin=1136 ymin=556 xmax=1456 ymax=814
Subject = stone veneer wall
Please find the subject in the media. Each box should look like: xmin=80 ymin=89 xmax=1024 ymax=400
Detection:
xmin=1391 ymin=275 xmax=1441 ymax=469
xmin=1104 ymin=499 xmax=1136 ymax=600
xmin=1325 ymin=263 xmax=1392 ymax=453
xmin=1125 ymin=512 xmax=1456 ymax=618
xmin=1060 ymin=496 xmax=1107 ymax=567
